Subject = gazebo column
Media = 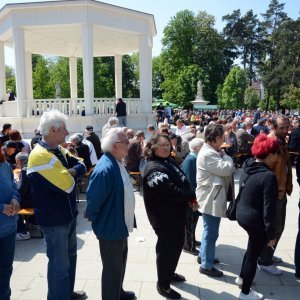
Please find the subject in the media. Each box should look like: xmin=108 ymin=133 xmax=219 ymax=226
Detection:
xmin=69 ymin=56 xmax=78 ymax=115
xmin=82 ymin=24 xmax=94 ymax=116
xmin=0 ymin=41 xmax=5 ymax=101
xmin=139 ymin=35 xmax=152 ymax=114
xmin=13 ymin=27 xmax=27 ymax=117
xmin=114 ymin=55 xmax=122 ymax=99
xmin=25 ymin=52 xmax=33 ymax=100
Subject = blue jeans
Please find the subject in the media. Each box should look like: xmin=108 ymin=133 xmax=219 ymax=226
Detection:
xmin=40 ymin=219 xmax=77 ymax=300
xmin=199 ymin=213 xmax=221 ymax=269
xmin=295 ymin=204 xmax=300 ymax=277
xmin=0 ymin=231 xmax=16 ymax=300
xmin=117 ymin=116 xmax=127 ymax=127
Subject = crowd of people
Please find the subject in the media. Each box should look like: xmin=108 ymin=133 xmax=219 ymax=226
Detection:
xmin=0 ymin=106 xmax=300 ymax=300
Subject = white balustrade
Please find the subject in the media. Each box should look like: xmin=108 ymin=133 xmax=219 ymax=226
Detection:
xmin=22 ymin=98 xmax=141 ymax=117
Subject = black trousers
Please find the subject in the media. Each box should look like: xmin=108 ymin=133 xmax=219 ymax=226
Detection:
xmin=258 ymin=197 xmax=286 ymax=266
xmin=295 ymin=203 xmax=300 ymax=277
xmin=239 ymin=226 xmax=267 ymax=295
xmin=155 ymin=228 xmax=185 ymax=288
xmin=183 ymin=208 xmax=200 ymax=250
xmin=99 ymin=238 xmax=128 ymax=300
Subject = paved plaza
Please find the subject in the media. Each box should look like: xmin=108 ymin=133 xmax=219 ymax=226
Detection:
xmin=10 ymin=168 xmax=300 ymax=299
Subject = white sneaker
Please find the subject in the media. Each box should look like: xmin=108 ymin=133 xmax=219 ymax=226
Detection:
xmin=239 ymin=290 xmax=263 ymax=300
xmin=272 ymin=255 xmax=283 ymax=263
xmin=16 ymin=232 xmax=30 ymax=241
xmin=235 ymin=276 xmax=243 ymax=286
xmin=258 ymin=264 xmax=282 ymax=275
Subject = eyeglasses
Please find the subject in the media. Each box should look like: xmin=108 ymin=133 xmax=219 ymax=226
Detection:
xmin=116 ymin=139 xmax=129 ymax=145
xmin=157 ymin=143 xmax=171 ymax=148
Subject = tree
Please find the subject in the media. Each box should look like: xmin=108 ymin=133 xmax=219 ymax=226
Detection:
xmin=32 ymin=56 xmax=51 ymax=99
xmin=280 ymin=84 xmax=300 ymax=110
xmin=222 ymin=9 xmax=263 ymax=84
xmin=258 ymin=0 xmax=289 ymax=110
xmin=152 ymin=55 xmax=164 ymax=99
xmin=219 ymin=66 xmax=248 ymax=109
xmin=174 ymin=65 xmax=208 ymax=108
xmin=244 ymin=86 xmax=260 ymax=109
xmin=161 ymin=10 xmax=197 ymax=76
xmin=122 ymin=54 xmax=139 ymax=98
xmin=160 ymin=10 xmax=231 ymax=105
xmin=49 ymin=57 xmax=70 ymax=98
xmin=194 ymin=11 xmax=233 ymax=103
xmin=5 ymin=66 xmax=16 ymax=95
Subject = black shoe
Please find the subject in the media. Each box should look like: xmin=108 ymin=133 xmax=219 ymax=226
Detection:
xmin=71 ymin=291 xmax=87 ymax=300
xmin=199 ymin=267 xmax=223 ymax=277
xmin=195 ymin=240 xmax=201 ymax=246
xmin=197 ymin=257 xmax=220 ymax=265
xmin=120 ymin=290 xmax=136 ymax=300
xmin=171 ymin=273 xmax=186 ymax=282
xmin=183 ymin=248 xmax=199 ymax=256
xmin=157 ymin=283 xmax=181 ymax=299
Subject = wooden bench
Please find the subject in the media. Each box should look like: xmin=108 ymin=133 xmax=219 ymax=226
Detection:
xmin=129 ymin=171 xmax=142 ymax=192
xmin=18 ymin=208 xmax=44 ymax=238
xmin=77 ymin=166 xmax=94 ymax=194
xmin=233 ymin=152 xmax=251 ymax=168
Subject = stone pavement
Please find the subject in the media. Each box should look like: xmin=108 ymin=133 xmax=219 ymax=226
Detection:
xmin=11 ymin=168 xmax=300 ymax=299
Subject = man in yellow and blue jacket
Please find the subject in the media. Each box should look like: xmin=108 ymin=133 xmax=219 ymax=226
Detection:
xmin=27 ymin=110 xmax=87 ymax=300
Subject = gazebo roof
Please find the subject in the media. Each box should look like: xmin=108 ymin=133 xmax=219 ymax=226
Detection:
xmin=0 ymin=0 xmax=157 ymax=57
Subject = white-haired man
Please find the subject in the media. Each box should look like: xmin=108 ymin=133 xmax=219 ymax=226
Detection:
xmin=27 ymin=110 xmax=87 ymax=300
xmin=86 ymin=128 xmax=136 ymax=300
xmin=102 ymin=117 xmax=119 ymax=137
xmin=181 ymin=138 xmax=204 ymax=256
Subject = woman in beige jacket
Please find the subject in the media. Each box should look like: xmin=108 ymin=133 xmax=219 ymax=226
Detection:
xmin=196 ymin=123 xmax=234 ymax=277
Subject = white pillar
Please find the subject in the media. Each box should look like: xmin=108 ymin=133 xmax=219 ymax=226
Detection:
xmin=139 ymin=35 xmax=152 ymax=114
xmin=25 ymin=52 xmax=33 ymax=100
xmin=0 ymin=42 xmax=5 ymax=101
xmin=82 ymin=24 xmax=94 ymax=116
xmin=69 ymin=56 xmax=78 ymax=99
xmin=114 ymin=55 xmax=122 ymax=98
xmin=69 ymin=56 xmax=78 ymax=115
xmin=13 ymin=27 xmax=27 ymax=117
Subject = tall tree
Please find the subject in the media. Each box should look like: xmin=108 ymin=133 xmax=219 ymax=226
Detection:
xmin=5 ymin=66 xmax=16 ymax=95
xmin=32 ymin=56 xmax=51 ymax=99
xmin=258 ymin=0 xmax=289 ymax=110
xmin=222 ymin=9 xmax=262 ymax=84
xmin=219 ymin=66 xmax=248 ymax=109
xmin=152 ymin=55 xmax=164 ymax=99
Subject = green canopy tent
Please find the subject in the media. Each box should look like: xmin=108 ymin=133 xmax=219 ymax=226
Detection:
xmin=152 ymin=100 xmax=178 ymax=109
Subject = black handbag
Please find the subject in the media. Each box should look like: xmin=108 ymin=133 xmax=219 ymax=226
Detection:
xmin=226 ymin=175 xmax=250 ymax=221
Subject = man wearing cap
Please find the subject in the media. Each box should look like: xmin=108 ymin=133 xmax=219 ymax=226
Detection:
xmin=125 ymin=130 xmax=145 ymax=172
xmin=84 ymin=125 xmax=102 ymax=159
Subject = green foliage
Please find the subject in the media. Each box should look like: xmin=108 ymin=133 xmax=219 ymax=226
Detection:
xmin=94 ymin=57 xmax=114 ymax=97
xmin=219 ymin=66 xmax=248 ymax=109
xmin=152 ymin=56 xmax=164 ymax=99
xmin=32 ymin=56 xmax=51 ymax=99
xmin=244 ymin=86 xmax=260 ymax=109
xmin=280 ymin=84 xmax=300 ymax=109
xmin=122 ymin=54 xmax=139 ymax=98
xmin=49 ymin=57 xmax=70 ymax=98
xmin=5 ymin=66 xmax=16 ymax=95
xmin=160 ymin=9 xmax=230 ymax=105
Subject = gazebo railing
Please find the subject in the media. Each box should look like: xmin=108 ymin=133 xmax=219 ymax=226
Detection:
xmin=25 ymin=98 xmax=141 ymax=117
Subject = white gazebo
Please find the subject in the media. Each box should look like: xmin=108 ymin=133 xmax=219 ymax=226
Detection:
xmin=0 ymin=0 xmax=156 ymax=136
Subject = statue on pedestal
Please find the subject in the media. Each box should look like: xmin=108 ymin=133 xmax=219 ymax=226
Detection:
xmin=196 ymin=80 xmax=204 ymax=100
xmin=55 ymin=82 xmax=61 ymax=98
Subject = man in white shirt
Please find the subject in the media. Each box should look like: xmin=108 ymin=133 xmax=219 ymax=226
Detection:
xmin=175 ymin=119 xmax=188 ymax=136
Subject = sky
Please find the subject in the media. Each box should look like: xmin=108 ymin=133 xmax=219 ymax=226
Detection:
xmin=2 ymin=0 xmax=300 ymax=67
